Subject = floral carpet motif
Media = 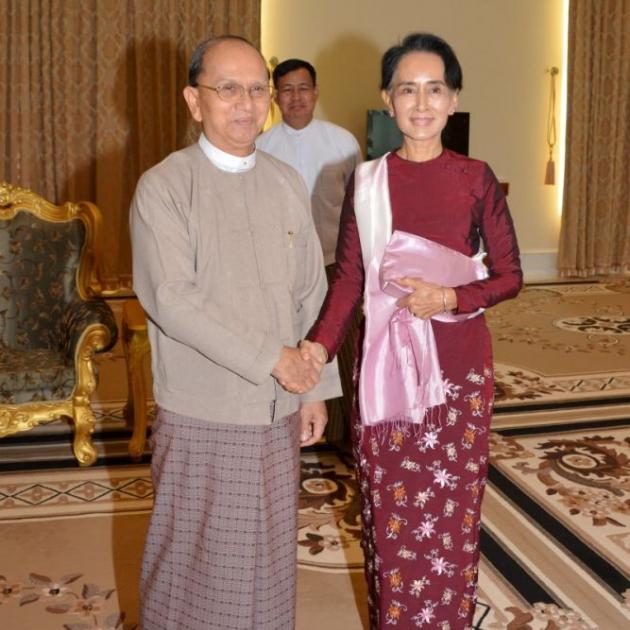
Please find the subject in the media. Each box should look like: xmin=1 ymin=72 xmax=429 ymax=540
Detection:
xmin=489 ymin=281 xmax=630 ymax=411
xmin=0 ymin=572 xmax=137 ymax=630
xmin=553 ymin=315 xmax=630 ymax=335
xmin=298 ymin=452 xmax=363 ymax=571
xmin=490 ymin=424 xmax=630 ymax=589
xmin=493 ymin=364 xmax=630 ymax=406
xmin=489 ymin=282 xmax=630 ymax=363
xmin=494 ymin=364 xmax=567 ymax=403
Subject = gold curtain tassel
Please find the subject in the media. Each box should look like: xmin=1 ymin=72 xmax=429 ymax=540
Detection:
xmin=544 ymin=158 xmax=555 ymax=185
xmin=545 ymin=66 xmax=559 ymax=186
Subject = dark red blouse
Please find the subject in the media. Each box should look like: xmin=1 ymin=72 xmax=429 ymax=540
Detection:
xmin=308 ymin=150 xmax=523 ymax=358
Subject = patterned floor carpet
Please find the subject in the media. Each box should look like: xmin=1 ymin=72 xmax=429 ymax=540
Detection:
xmin=1 ymin=280 xmax=629 ymax=628
xmin=490 ymin=281 xmax=630 ymax=428
xmin=1 ymin=429 xmax=629 ymax=629
xmin=297 ymin=433 xmax=630 ymax=630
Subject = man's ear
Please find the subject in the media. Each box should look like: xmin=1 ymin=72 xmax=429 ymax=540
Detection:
xmin=183 ymin=86 xmax=202 ymax=123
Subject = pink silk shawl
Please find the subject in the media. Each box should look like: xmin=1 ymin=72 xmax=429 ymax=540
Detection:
xmin=354 ymin=154 xmax=488 ymax=427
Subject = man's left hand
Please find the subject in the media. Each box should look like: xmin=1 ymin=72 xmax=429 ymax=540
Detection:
xmin=299 ymin=400 xmax=328 ymax=447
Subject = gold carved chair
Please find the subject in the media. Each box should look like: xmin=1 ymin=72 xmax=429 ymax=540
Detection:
xmin=0 ymin=183 xmax=118 ymax=465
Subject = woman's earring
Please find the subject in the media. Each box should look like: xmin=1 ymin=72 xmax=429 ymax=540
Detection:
xmin=388 ymin=110 xmax=394 ymax=117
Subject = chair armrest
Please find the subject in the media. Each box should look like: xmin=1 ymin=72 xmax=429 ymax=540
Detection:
xmin=59 ymin=300 xmax=118 ymax=362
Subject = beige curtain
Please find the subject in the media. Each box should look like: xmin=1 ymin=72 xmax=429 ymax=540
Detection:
xmin=558 ymin=0 xmax=630 ymax=277
xmin=0 ymin=0 xmax=260 ymax=287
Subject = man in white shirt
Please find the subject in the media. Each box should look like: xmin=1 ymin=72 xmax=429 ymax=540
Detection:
xmin=258 ymin=59 xmax=361 ymax=446
xmin=257 ymin=59 xmax=362 ymax=266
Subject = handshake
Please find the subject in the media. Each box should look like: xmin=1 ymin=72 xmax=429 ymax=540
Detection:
xmin=271 ymin=341 xmax=328 ymax=394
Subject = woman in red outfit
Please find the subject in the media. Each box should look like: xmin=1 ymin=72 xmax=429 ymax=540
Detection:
xmin=302 ymin=33 xmax=522 ymax=629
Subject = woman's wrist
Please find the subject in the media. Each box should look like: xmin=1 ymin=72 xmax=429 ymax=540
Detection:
xmin=442 ymin=287 xmax=458 ymax=312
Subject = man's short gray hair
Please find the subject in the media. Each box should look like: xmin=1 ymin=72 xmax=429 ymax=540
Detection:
xmin=188 ymin=35 xmax=261 ymax=86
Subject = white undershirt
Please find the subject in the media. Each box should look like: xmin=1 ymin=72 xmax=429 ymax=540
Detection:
xmin=198 ymin=133 xmax=256 ymax=173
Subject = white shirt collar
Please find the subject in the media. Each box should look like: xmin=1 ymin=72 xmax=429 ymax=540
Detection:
xmin=198 ymin=133 xmax=256 ymax=172
xmin=281 ymin=120 xmax=315 ymax=137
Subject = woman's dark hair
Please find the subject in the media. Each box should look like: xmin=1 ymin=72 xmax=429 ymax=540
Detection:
xmin=381 ymin=32 xmax=463 ymax=91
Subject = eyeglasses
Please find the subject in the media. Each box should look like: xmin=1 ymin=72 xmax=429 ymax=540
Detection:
xmin=196 ymin=82 xmax=272 ymax=102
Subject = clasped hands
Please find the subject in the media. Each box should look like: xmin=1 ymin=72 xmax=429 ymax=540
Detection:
xmin=395 ymin=277 xmax=457 ymax=319
xmin=271 ymin=343 xmax=329 ymax=447
xmin=271 ymin=342 xmax=328 ymax=395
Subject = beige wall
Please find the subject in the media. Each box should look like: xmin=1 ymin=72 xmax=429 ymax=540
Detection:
xmin=261 ymin=0 xmax=565 ymax=271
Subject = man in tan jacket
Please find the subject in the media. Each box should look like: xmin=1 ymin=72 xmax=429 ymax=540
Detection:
xmin=130 ymin=35 xmax=340 ymax=630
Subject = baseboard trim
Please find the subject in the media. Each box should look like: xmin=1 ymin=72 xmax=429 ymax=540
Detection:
xmin=520 ymin=250 xmax=558 ymax=282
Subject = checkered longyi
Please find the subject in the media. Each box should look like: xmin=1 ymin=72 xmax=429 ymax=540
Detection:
xmin=140 ymin=408 xmax=300 ymax=629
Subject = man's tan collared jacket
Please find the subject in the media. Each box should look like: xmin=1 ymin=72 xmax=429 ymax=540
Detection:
xmin=130 ymin=144 xmax=341 ymax=425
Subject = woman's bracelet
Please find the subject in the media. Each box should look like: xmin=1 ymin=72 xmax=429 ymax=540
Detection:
xmin=442 ymin=288 xmax=448 ymax=312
